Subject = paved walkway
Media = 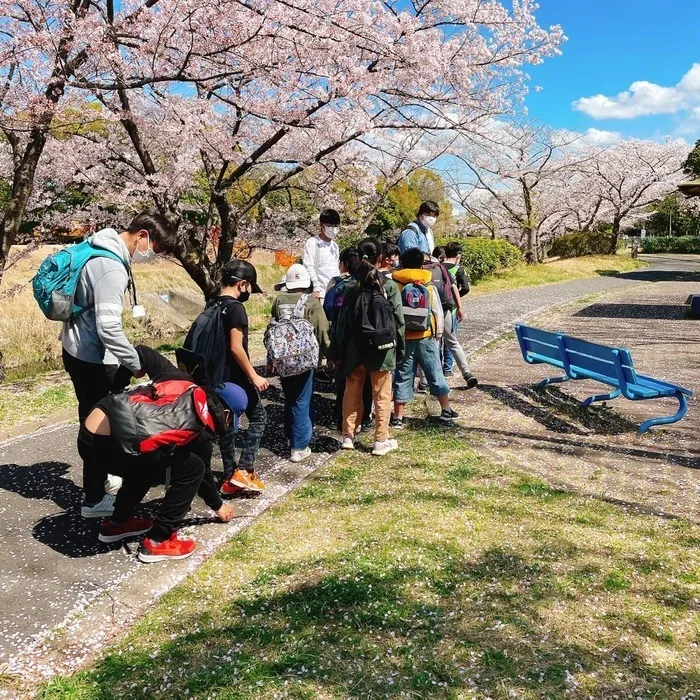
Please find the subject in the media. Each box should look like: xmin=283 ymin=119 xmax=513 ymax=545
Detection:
xmin=1 ymin=254 xmax=698 ymax=688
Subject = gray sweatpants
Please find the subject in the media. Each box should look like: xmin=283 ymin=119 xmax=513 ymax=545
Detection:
xmin=442 ymin=309 xmax=470 ymax=376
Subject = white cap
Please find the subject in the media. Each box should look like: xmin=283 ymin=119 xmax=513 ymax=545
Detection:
xmin=276 ymin=263 xmax=311 ymax=292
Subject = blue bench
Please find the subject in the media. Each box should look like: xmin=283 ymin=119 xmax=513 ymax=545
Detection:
xmin=514 ymin=324 xmax=694 ymax=434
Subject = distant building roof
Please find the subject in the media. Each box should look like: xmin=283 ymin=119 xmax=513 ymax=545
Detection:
xmin=678 ymin=179 xmax=700 ymax=197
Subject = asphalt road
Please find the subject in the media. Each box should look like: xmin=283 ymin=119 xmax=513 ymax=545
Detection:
xmin=1 ymin=253 xmax=698 ymax=680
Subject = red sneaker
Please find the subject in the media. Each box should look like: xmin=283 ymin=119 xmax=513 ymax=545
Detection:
xmin=138 ymin=532 xmax=197 ymax=563
xmin=98 ymin=517 xmax=153 ymax=544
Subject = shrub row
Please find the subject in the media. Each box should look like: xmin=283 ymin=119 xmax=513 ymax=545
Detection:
xmin=641 ymin=236 xmax=700 ymax=254
xmin=549 ymin=231 xmax=613 ymax=259
xmin=438 ymin=236 xmax=523 ymax=280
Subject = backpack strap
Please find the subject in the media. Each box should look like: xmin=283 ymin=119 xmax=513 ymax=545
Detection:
xmin=293 ymin=293 xmax=309 ymax=319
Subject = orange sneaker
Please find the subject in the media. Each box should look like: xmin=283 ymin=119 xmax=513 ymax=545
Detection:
xmin=138 ymin=532 xmax=197 ymax=563
xmin=229 ymin=469 xmax=257 ymax=490
xmin=220 ymin=479 xmax=245 ymax=496
xmin=248 ymin=471 xmax=265 ymax=492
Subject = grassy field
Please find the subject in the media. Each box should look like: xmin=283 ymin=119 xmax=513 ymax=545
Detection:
xmin=0 ymin=247 xmax=280 ymax=381
xmin=469 ymin=255 xmax=646 ymax=295
xmin=35 ymin=421 xmax=700 ymax=699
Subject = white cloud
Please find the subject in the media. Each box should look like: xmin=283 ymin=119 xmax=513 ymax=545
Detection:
xmin=580 ymin=128 xmax=621 ymax=146
xmin=573 ymin=63 xmax=700 ymax=119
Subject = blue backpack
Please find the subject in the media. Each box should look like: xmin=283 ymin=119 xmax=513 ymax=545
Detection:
xmin=323 ymin=275 xmax=350 ymax=326
xmin=32 ymin=240 xmax=127 ymax=321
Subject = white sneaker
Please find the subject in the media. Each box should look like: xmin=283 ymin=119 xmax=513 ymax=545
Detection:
xmin=371 ymin=439 xmax=398 ymax=456
xmin=341 ymin=435 xmax=355 ymax=450
xmin=290 ymin=447 xmax=312 ymax=463
xmin=104 ymin=474 xmax=123 ymax=495
xmin=81 ymin=493 xmax=116 ymax=518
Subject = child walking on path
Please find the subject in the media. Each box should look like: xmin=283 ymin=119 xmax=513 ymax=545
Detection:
xmin=392 ymin=247 xmax=459 ymax=427
xmin=331 ymin=238 xmax=405 ymax=456
xmin=270 ymin=264 xmax=330 ymax=463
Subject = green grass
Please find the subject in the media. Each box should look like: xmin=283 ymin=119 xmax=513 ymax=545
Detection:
xmin=0 ymin=379 xmax=76 ymax=431
xmin=33 ymin=423 xmax=700 ymax=699
xmin=470 ymin=255 xmax=647 ymax=296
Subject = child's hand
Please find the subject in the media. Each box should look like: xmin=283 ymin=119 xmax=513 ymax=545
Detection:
xmin=253 ymin=373 xmax=270 ymax=392
xmin=215 ymin=503 xmax=235 ymax=522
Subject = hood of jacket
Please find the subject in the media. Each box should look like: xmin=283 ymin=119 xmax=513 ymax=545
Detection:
xmin=89 ymin=228 xmax=131 ymax=266
xmin=392 ymin=268 xmax=432 ymax=286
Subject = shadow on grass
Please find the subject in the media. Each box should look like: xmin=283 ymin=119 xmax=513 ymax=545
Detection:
xmin=477 ymin=382 xmax=643 ymax=436
xmin=40 ymin=540 xmax=700 ymax=698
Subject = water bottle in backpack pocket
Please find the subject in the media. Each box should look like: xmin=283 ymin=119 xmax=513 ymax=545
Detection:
xmin=400 ymin=282 xmax=431 ymax=332
xmin=32 ymin=240 xmax=127 ymax=321
xmin=264 ymin=294 xmax=319 ymax=377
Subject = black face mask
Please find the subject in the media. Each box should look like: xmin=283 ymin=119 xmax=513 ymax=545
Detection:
xmin=238 ymin=290 xmax=250 ymax=303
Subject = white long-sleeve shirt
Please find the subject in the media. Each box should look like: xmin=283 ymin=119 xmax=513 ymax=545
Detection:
xmin=302 ymin=235 xmax=339 ymax=299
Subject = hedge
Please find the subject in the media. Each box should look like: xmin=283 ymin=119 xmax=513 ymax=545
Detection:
xmin=641 ymin=236 xmax=700 ymax=254
xmin=549 ymin=230 xmax=613 ymax=259
xmin=437 ymin=237 xmax=523 ymax=280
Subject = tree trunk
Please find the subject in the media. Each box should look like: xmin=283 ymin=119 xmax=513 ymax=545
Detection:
xmin=0 ymin=128 xmax=48 ymax=281
xmin=609 ymin=216 xmax=621 ymax=254
xmin=524 ymin=225 xmax=539 ymax=264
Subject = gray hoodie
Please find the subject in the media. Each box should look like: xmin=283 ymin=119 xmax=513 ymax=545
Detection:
xmin=61 ymin=228 xmax=141 ymax=371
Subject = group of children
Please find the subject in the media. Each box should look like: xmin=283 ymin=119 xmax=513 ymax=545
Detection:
xmin=53 ymin=203 xmax=476 ymax=563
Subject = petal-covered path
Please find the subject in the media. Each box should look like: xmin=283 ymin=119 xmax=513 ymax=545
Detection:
xmin=0 ymin=254 xmax=698 ymax=689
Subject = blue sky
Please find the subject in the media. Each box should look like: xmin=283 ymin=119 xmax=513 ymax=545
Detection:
xmin=525 ymin=0 xmax=700 ymax=143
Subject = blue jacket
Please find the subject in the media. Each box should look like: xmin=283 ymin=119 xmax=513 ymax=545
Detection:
xmin=397 ymin=221 xmax=431 ymax=255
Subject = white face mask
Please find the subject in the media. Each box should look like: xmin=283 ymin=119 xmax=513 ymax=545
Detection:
xmin=133 ymin=233 xmax=156 ymax=262
xmin=323 ymin=225 xmax=339 ymax=240
xmin=421 ymin=215 xmax=437 ymax=229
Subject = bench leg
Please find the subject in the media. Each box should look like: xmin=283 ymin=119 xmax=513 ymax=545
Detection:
xmin=638 ymin=392 xmax=688 ymax=435
xmin=581 ymin=389 xmax=621 ymax=407
xmin=537 ymin=374 xmax=569 ymax=389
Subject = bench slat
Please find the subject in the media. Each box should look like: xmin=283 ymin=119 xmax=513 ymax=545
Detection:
xmin=521 ymin=338 xmax=563 ymax=363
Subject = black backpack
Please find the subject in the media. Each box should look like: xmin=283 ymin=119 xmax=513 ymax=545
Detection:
xmin=178 ymin=298 xmax=232 ymax=388
xmin=354 ymin=282 xmax=397 ymax=352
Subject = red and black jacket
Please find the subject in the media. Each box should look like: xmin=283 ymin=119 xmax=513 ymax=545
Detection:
xmin=98 ymin=346 xmax=224 ymax=457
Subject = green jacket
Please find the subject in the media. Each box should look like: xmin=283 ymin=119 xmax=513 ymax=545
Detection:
xmin=332 ymin=277 xmax=405 ymax=376
xmin=271 ymin=291 xmax=331 ymax=357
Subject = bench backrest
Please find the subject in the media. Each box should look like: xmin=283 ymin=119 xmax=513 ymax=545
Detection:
xmin=515 ymin=325 xmax=563 ymax=364
xmin=516 ymin=324 xmax=638 ymax=388
xmin=560 ymin=336 xmax=637 ymax=386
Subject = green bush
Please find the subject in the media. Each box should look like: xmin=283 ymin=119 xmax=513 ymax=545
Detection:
xmin=641 ymin=236 xmax=700 ymax=254
xmin=549 ymin=231 xmax=613 ymax=259
xmin=439 ymin=237 xmax=523 ymax=281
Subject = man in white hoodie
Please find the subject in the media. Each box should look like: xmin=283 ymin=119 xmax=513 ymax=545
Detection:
xmin=61 ymin=212 xmax=175 ymax=518
xmin=302 ymin=208 xmax=341 ymax=302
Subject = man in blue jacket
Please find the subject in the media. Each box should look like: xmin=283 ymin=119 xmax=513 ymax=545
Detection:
xmin=397 ymin=201 xmax=440 ymax=255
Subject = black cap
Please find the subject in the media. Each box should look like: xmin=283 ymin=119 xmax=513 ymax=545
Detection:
xmin=221 ymin=260 xmax=263 ymax=294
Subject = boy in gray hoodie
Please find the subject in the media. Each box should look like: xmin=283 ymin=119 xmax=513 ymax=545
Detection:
xmin=61 ymin=212 xmax=175 ymax=518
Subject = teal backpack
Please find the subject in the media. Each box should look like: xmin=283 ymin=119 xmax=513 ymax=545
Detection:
xmin=32 ymin=240 xmax=127 ymax=321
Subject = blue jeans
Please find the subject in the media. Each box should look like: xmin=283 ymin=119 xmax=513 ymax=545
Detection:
xmin=281 ymin=370 xmax=315 ymax=450
xmin=443 ymin=315 xmax=459 ymax=372
xmin=394 ymin=337 xmax=450 ymax=404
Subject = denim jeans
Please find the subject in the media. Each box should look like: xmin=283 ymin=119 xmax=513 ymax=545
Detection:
xmin=281 ymin=370 xmax=315 ymax=451
xmin=219 ymin=378 xmax=267 ymax=477
xmin=394 ymin=337 xmax=450 ymax=404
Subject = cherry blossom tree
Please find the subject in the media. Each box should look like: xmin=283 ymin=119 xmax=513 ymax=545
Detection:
xmin=584 ymin=139 xmax=687 ymax=252
xmin=449 ymin=122 xmax=585 ymax=262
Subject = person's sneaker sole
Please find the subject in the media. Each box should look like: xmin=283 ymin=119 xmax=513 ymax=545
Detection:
xmin=137 ymin=549 xmax=196 ymax=564
xmin=81 ymin=506 xmax=115 ymax=518
xmin=98 ymin=525 xmax=152 ymax=544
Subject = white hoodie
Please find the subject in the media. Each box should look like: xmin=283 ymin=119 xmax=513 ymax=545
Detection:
xmin=61 ymin=228 xmax=141 ymax=371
